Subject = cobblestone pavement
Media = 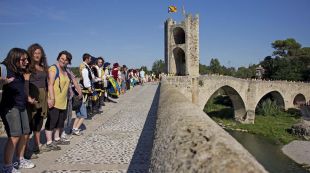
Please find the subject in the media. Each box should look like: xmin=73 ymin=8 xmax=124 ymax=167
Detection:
xmin=0 ymin=83 xmax=159 ymax=173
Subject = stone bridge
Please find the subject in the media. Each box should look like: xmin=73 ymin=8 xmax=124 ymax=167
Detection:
xmin=165 ymin=75 xmax=310 ymax=123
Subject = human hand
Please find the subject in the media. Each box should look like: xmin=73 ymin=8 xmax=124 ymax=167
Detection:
xmin=28 ymin=97 xmax=38 ymax=104
xmin=78 ymin=93 xmax=83 ymax=99
xmin=48 ymin=98 xmax=55 ymax=108
xmin=3 ymin=77 xmax=14 ymax=84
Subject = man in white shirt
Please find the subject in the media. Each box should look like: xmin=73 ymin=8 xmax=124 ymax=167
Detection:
xmin=139 ymin=68 xmax=145 ymax=85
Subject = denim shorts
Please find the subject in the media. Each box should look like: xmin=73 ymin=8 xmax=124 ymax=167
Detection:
xmin=1 ymin=107 xmax=30 ymax=137
xmin=76 ymin=103 xmax=87 ymax=119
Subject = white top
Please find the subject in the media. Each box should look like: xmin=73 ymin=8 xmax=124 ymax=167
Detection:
xmin=140 ymin=70 xmax=145 ymax=78
xmin=81 ymin=63 xmax=95 ymax=88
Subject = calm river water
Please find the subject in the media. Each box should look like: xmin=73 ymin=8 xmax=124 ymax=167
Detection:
xmin=227 ymin=130 xmax=309 ymax=173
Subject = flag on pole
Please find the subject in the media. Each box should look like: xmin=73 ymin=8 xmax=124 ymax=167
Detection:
xmin=168 ymin=5 xmax=177 ymax=13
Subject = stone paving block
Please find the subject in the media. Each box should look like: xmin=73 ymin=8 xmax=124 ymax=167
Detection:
xmin=56 ymin=132 xmax=139 ymax=164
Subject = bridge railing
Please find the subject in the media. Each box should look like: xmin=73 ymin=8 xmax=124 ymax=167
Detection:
xmin=149 ymin=79 xmax=267 ymax=173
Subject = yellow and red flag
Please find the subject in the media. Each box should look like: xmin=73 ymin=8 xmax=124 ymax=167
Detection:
xmin=168 ymin=5 xmax=177 ymax=13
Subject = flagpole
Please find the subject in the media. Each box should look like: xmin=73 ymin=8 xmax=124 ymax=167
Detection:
xmin=182 ymin=0 xmax=186 ymax=19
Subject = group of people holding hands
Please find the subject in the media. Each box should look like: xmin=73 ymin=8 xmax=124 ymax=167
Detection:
xmin=0 ymin=43 xmax=150 ymax=173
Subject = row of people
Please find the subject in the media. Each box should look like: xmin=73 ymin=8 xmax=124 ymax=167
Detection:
xmin=0 ymin=44 xmax=150 ymax=173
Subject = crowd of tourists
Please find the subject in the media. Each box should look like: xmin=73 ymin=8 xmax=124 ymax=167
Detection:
xmin=0 ymin=44 xmax=155 ymax=173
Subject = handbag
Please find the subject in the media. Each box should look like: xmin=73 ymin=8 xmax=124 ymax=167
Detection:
xmin=72 ymin=95 xmax=82 ymax=111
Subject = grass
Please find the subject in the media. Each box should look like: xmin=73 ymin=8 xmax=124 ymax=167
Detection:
xmin=204 ymin=97 xmax=303 ymax=144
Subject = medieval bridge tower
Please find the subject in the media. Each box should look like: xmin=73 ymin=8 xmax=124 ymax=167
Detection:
xmin=165 ymin=14 xmax=199 ymax=76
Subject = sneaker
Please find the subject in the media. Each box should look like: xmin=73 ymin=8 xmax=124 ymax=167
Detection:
xmin=39 ymin=144 xmax=52 ymax=152
xmin=46 ymin=142 xmax=61 ymax=150
xmin=54 ymin=138 xmax=70 ymax=145
xmin=2 ymin=165 xmax=21 ymax=173
xmin=18 ymin=158 xmax=35 ymax=169
xmin=72 ymin=129 xmax=82 ymax=136
xmin=61 ymin=134 xmax=73 ymax=141
xmin=33 ymin=144 xmax=51 ymax=154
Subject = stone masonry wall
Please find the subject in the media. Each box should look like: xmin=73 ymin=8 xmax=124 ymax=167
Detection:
xmin=149 ymin=81 xmax=267 ymax=173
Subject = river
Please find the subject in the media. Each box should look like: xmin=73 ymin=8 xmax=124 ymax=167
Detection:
xmin=227 ymin=130 xmax=309 ymax=173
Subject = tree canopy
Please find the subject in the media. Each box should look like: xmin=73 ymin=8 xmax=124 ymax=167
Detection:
xmin=152 ymin=59 xmax=165 ymax=75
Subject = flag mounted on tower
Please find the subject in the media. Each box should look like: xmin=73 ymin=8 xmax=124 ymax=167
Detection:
xmin=168 ymin=5 xmax=177 ymax=13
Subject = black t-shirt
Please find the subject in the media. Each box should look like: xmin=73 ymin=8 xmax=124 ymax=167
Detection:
xmin=0 ymin=67 xmax=27 ymax=111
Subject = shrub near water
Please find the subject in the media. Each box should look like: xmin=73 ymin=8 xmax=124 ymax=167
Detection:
xmin=257 ymin=99 xmax=282 ymax=116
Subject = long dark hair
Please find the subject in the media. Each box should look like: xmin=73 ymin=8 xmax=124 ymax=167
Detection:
xmin=27 ymin=43 xmax=48 ymax=73
xmin=2 ymin=48 xmax=28 ymax=74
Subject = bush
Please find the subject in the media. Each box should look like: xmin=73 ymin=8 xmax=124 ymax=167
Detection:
xmin=257 ymin=99 xmax=282 ymax=116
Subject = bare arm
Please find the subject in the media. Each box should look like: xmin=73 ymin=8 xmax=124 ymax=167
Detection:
xmin=72 ymin=75 xmax=82 ymax=98
xmin=48 ymin=69 xmax=56 ymax=108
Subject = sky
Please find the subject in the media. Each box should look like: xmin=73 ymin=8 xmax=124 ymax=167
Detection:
xmin=0 ymin=0 xmax=310 ymax=69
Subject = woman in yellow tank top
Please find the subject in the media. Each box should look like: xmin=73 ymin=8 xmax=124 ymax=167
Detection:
xmin=44 ymin=51 xmax=71 ymax=150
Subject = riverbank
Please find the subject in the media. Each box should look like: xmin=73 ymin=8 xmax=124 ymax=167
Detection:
xmin=282 ymin=140 xmax=310 ymax=171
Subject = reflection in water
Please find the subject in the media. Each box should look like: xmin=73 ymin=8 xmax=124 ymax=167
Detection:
xmin=228 ymin=130 xmax=308 ymax=173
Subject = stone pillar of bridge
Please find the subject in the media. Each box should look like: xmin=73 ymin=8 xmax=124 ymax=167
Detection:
xmin=165 ymin=14 xmax=199 ymax=76
xmin=240 ymin=82 xmax=257 ymax=124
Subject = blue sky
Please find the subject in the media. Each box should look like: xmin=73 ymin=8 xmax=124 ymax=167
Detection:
xmin=0 ymin=0 xmax=310 ymax=69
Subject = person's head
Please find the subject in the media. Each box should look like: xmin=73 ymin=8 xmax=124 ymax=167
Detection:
xmin=96 ymin=57 xmax=104 ymax=67
xmin=82 ymin=53 xmax=91 ymax=64
xmin=3 ymin=48 xmax=29 ymax=74
xmin=27 ymin=43 xmax=48 ymax=72
xmin=87 ymin=56 xmax=96 ymax=68
xmin=57 ymin=50 xmax=72 ymax=68
xmin=122 ymin=65 xmax=127 ymax=72
xmin=113 ymin=63 xmax=119 ymax=69
xmin=104 ymin=62 xmax=111 ymax=69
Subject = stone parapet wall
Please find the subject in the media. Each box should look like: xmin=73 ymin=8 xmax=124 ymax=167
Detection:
xmin=149 ymin=80 xmax=268 ymax=173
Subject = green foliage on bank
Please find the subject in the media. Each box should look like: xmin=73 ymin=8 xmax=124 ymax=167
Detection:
xmin=204 ymin=96 xmax=303 ymax=144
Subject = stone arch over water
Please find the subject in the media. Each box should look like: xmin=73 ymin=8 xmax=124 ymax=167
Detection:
xmin=205 ymin=85 xmax=246 ymax=122
xmin=293 ymin=93 xmax=306 ymax=107
xmin=173 ymin=47 xmax=186 ymax=76
xmin=255 ymin=91 xmax=285 ymax=112
xmin=173 ymin=27 xmax=185 ymax=44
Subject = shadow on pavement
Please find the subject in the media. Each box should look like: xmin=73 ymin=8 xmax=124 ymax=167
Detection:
xmin=127 ymin=85 xmax=160 ymax=173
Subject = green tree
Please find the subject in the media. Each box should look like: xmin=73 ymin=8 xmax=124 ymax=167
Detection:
xmin=140 ymin=66 xmax=149 ymax=74
xmin=152 ymin=59 xmax=165 ymax=75
xmin=222 ymin=66 xmax=236 ymax=76
xmin=234 ymin=66 xmax=254 ymax=79
xmin=209 ymin=58 xmax=222 ymax=74
xmin=272 ymin=38 xmax=301 ymax=57
xmin=70 ymin=67 xmax=80 ymax=78
xmin=199 ymin=63 xmax=210 ymax=75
